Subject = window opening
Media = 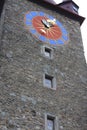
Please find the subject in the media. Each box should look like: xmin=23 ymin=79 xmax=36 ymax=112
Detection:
xmin=47 ymin=116 xmax=55 ymax=130
xmin=45 ymin=74 xmax=53 ymax=88
xmin=45 ymin=47 xmax=51 ymax=57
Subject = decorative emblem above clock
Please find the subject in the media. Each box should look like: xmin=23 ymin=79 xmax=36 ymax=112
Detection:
xmin=24 ymin=11 xmax=68 ymax=45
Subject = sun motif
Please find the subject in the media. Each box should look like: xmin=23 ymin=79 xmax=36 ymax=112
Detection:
xmin=24 ymin=11 xmax=68 ymax=45
xmin=32 ymin=16 xmax=62 ymax=40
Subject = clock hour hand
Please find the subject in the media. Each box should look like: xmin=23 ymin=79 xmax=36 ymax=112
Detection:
xmin=41 ymin=19 xmax=50 ymax=28
xmin=41 ymin=19 xmax=56 ymax=28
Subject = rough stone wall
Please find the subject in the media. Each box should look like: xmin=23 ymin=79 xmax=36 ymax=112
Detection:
xmin=0 ymin=0 xmax=87 ymax=130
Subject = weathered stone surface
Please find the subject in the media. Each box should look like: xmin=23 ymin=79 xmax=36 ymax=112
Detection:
xmin=0 ymin=0 xmax=87 ymax=130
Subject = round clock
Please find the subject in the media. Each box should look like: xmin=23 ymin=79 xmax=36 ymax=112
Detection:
xmin=24 ymin=11 xmax=68 ymax=45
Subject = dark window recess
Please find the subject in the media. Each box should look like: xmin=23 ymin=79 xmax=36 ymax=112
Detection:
xmin=73 ymin=6 xmax=78 ymax=13
xmin=44 ymin=47 xmax=51 ymax=57
xmin=45 ymin=74 xmax=53 ymax=88
xmin=47 ymin=116 xmax=55 ymax=130
xmin=0 ymin=0 xmax=5 ymax=17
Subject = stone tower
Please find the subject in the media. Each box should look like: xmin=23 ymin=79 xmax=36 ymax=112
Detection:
xmin=0 ymin=0 xmax=87 ymax=130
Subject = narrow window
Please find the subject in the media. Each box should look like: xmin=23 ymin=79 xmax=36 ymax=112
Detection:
xmin=45 ymin=74 xmax=53 ymax=88
xmin=42 ymin=46 xmax=53 ymax=59
xmin=47 ymin=116 xmax=54 ymax=130
xmin=0 ymin=0 xmax=5 ymax=17
xmin=44 ymin=47 xmax=51 ymax=58
xmin=73 ymin=6 xmax=78 ymax=13
xmin=44 ymin=74 xmax=56 ymax=90
xmin=45 ymin=114 xmax=59 ymax=130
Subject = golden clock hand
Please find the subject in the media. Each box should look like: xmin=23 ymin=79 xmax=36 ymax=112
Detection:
xmin=41 ymin=19 xmax=51 ymax=28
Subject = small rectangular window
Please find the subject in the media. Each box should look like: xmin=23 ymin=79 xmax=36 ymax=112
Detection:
xmin=0 ymin=0 xmax=5 ymax=17
xmin=44 ymin=74 xmax=56 ymax=90
xmin=41 ymin=46 xmax=53 ymax=59
xmin=45 ymin=114 xmax=59 ymax=130
xmin=45 ymin=47 xmax=51 ymax=58
xmin=73 ymin=6 xmax=78 ymax=13
xmin=45 ymin=74 xmax=53 ymax=88
xmin=47 ymin=117 xmax=54 ymax=130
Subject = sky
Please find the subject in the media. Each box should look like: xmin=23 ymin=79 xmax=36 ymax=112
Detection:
xmin=50 ymin=0 xmax=87 ymax=63
xmin=76 ymin=0 xmax=87 ymax=63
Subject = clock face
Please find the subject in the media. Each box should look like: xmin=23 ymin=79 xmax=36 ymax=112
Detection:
xmin=24 ymin=11 xmax=68 ymax=45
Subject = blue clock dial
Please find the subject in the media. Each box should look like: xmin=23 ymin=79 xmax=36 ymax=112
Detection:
xmin=24 ymin=11 xmax=68 ymax=45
